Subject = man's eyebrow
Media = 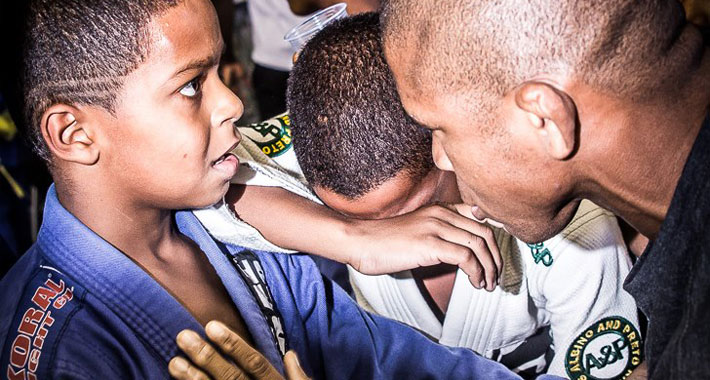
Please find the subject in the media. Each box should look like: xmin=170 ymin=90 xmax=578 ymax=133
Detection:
xmin=172 ymin=42 xmax=225 ymax=77
xmin=406 ymin=112 xmax=434 ymax=131
xmin=406 ymin=111 xmax=425 ymax=125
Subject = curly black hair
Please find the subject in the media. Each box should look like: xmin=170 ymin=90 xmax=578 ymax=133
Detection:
xmin=287 ymin=12 xmax=434 ymax=199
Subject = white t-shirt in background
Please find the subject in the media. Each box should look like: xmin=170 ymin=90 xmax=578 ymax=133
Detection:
xmin=248 ymin=0 xmax=306 ymax=71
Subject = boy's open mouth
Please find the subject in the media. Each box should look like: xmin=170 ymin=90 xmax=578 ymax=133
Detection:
xmin=213 ymin=152 xmax=237 ymax=166
xmin=212 ymin=141 xmax=240 ymax=170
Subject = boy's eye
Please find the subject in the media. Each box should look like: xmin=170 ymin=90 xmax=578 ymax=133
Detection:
xmin=179 ymin=77 xmax=202 ymax=97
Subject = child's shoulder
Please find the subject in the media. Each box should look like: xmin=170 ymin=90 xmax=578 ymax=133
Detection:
xmin=0 ymin=253 xmax=91 ymax=378
xmin=236 ymin=112 xmax=294 ymax=160
xmin=0 ymin=245 xmax=174 ymax=379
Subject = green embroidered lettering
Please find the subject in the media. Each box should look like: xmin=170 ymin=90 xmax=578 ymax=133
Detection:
xmin=527 ymin=242 xmax=553 ymax=266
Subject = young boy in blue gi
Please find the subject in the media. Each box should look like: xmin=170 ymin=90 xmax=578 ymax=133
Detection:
xmin=0 ymin=0 xmax=565 ymax=379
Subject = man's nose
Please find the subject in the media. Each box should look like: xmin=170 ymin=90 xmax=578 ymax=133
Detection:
xmin=432 ymin=134 xmax=454 ymax=172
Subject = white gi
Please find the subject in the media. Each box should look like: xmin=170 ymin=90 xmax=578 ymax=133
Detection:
xmin=195 ymin=114 xmax=643 ymax=379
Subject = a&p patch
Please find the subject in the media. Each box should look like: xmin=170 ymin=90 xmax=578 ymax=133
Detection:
xmin=565 ymin=316 xmax=643 ymax=380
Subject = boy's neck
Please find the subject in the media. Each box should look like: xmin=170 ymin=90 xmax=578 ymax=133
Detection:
xmin=411 ymin=170 xmax=463 ymax=317
xmin=54 ymin=178 xmax=257 ymax=341
xmin=54 ymin=178 xmax=182 ymax=260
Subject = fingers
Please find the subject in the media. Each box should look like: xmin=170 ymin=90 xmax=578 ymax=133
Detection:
xmin=169 ymin=356 xmax=214 ymax=380
xmin=448 ymin=204 xmax=504 ymax=277
xmin=205 ymin=321 xmax=282 ymax=380
xmin=175 ymin=329 xmax=249 ymax=380
xmin=343 ymin=203 xmax=501 ymax=287
xmin=445 ymin=213 xmax=502 ymax=283
xmin=429 ymin=207 xmax=501 ymax=291
xmin=432 ymin=234 xmax=490 ymax=290
xmin=168 ymin=351 xmax=302 ymax=380
xmin=283 ymin=351 xmax=310 ymax=380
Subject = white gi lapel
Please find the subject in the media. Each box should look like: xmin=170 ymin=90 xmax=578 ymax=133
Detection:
xmin=439 ymin=229 xmax=525 ymax=354
xmin=348 ymin=268 xmax=444 ymax=339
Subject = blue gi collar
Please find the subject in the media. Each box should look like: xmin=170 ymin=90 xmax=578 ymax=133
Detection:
xmin=36 ymin=185 xmax=285 ymax=374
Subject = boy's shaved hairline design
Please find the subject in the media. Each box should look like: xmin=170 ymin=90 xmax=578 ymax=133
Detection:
xmin=381 ymin=0 xmax=703 ymax=118
xmin=287 ymin=12 xmax=434 ymax=200
xmin=19 ymin=0 xmax=184 ymax=164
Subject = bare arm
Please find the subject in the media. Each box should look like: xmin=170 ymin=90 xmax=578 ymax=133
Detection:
xmin=626 ymin=362 xmax=647 ymax=380
xmin=226 ymin=184 xmax=501 ymax=290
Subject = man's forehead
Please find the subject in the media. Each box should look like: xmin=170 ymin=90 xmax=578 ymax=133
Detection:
xmin=382 ymin=40 xmax=450 ymax=129
xmin=398 ymin=68 xmax=483 ymax=134
xmin=398 ymin=87 xmax=462 ymax=132
xmin=383 ymin=39 xmax=421 ymax=96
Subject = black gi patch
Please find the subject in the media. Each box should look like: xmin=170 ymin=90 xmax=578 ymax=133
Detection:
xmin=225 ymin=250 xmax=288 ymax=356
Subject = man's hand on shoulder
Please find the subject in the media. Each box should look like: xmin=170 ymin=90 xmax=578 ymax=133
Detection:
xmin=169 ymin=321 xmax=310 ymax=380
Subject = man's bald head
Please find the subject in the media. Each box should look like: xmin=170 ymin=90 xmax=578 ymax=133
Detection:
xmin=382 ymin=0 xmax=699 ymax=112
xmin=380 ymin=0 xmax=707 ymax=242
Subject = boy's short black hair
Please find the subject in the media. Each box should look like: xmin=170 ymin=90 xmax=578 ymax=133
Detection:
xmin=15 ymin=0 xmax=181 ymax=163
xmin=287 ymin=12 xmax=434 ymax=199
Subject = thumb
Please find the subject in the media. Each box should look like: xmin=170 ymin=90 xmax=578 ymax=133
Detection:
xmin=284 ymin=351 xmax=310 ymax=380
xmin=445 ymin=203 xmax=475 ymax=219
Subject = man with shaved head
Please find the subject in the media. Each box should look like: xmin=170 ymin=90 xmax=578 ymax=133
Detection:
xmin=381 ymin=1 xmax=710 ymax=378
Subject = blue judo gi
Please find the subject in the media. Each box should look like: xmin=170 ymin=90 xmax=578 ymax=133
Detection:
xmin=0 ymin=186 xmax=561 ymax=379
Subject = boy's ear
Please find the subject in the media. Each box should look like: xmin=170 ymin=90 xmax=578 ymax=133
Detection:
xmin=41 ymin=104 xmax=99 ymax=165
xmin=514 ymin=81 xmax=578 ymax=160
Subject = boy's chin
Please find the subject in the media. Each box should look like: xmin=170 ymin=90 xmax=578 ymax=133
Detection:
xmin=187 ymin=186 xmax=230 ymax=210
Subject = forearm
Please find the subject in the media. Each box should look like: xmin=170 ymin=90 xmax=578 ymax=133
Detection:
xmin=226 ymin=184 xmax=502 ymax=285
xmin=226 ymin=184 xmax=358 ymax=264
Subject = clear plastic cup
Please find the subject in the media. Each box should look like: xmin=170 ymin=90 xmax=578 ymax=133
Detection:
xmin=284 ymin=3 xmax=348 ymax=50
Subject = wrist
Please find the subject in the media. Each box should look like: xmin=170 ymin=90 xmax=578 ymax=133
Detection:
xmin=339 ymin=217 xmax=370 ymax=269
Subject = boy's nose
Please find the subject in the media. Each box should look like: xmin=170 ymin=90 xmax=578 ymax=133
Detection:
xmin=211 ymin=79 xmax=244 ymax=130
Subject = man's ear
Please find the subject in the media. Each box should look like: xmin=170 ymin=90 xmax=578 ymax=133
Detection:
xmin=514 ymin=81 xmax=578 ymax=160
xmin=41 ymin=104 xmax=99 ymax=165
